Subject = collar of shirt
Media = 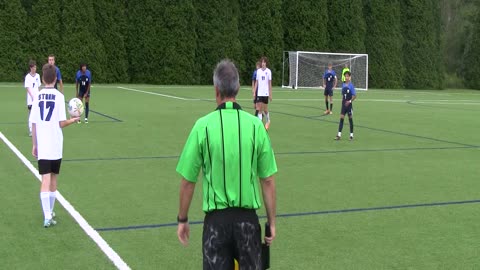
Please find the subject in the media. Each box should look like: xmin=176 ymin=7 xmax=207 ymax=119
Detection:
xmin=216 ymin=101 xmax=242 ymax=110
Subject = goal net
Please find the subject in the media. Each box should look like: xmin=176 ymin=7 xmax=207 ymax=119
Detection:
xmin=282 ymin=51 xmax=369 ymax=90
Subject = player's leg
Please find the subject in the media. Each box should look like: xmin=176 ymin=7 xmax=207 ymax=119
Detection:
xmin=203 ymin=211 xmax=235 ymax=270
xmin=335 ymin=105 xmax=347 ymax=140
xmin=348 ymin=109 xmax=354 ymax=140
xmin=323 ymin=92 xmax=329 ymax=114
xmin=27 ymin=105 xmax=32 ymax=136
xmin=49 ymin=159 xmax=61 ymax=219
xmin=38 ymin=160 xmax=54 ymax=227
xmin=264 ymin=98 xmax=270 ymax=130
xmin=256 ymin=102 xmax=263 ymax=122
xmin=329 ymin=93 xmax=333 ymax=114
xmin=84 ymin=95 xmax=90 ymax=123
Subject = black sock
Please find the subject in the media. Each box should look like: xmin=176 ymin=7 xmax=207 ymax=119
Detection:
xmin=255 ymin=110 xmax=258 ymax=116
xmin=325 ymin=100 xmax=329 ymax=110
xmin=338 ymin=118 xmax=344 ymax=132
xmin=85 ymin=102 xmax=89 ymax=118
xmin=330 ymin=103 xmax=333 ymax=111
xmin=349 ymin=118 xmax=354 ymax=133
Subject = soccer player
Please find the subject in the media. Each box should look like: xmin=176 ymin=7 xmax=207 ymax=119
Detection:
xmin=335 ymin=71 xmax=356 ymax=141
xmin=342 ymin=63 xmax=350 ymax=83
xmin=24 ymin=60 xmax=41 ymax=136
xmin=30 ymin=64 xmax=79 ymax=227
xmin=75 ymin=63 xmax=92 ymax=123
xmin=252 ymin=60 xmax=260 ymax=115
xmin=176 ymin=59 xmax=277 ymax=270
xmin=322 ymin=62 xmax=338 ymax=115
xmin=253 ymin=56 xmax=272 ymax=130
xmin=47 ymin=54 xmax=63 ymax=93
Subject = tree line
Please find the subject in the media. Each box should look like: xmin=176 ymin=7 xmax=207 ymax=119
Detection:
xmin=0 ymin=0 xmax=479 ymax=89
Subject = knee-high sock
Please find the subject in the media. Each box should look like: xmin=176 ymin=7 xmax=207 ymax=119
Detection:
xmin=85 ymin=102 xmax=89 ymax=118
xmin=325 ymin=100 xmax=329 ymax=110
xmin=330 ymin=102 xmax=333 ymax=111
xmin=40 ymin=192 xmax=52 ymax=220
xmin=349 ymin=118 xmax=354 ymax=133
xmin=338 ymin=118 xmax=344 ymax=133
xmin=49 ymin=191 xmax=56 ymax=212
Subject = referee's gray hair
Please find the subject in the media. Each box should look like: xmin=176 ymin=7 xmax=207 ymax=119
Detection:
xmin=213 ymin=59 xmax=240 ymax=98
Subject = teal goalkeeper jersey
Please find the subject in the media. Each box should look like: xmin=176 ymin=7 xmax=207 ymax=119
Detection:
xmin=176 ymin=101 xmax=277 ymax=212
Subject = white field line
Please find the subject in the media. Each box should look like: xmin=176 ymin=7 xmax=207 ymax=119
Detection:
xmin=116 ymin=86 xmax=480 ymax=105
xmin=117 ymin=86 xmax=190 ymax=100
xmin=0 ymin=132 xmax=130 ymax=270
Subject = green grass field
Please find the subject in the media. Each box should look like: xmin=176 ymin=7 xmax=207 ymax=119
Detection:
xmin=1 ymin=83 xmax=479 ymax=269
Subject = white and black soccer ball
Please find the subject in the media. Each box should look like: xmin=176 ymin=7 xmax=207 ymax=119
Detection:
xmin=68 ymin=98 xmax=84 ymax=117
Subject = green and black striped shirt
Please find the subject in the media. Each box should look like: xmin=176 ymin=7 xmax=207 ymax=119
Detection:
xmin=176 ymin=101 xmax=277 ymax=212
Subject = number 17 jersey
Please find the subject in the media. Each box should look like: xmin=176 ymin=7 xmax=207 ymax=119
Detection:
xmin=29 ymin=88 xmax=67 ymax=160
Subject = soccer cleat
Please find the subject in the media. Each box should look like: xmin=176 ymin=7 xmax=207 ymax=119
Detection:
xmin=43 ymin=218 xmax=56 ymax=228
xmin=77 ymin=120 xmax=81 ymax=124
xmin=84 ymin=118 xmax=88 ymax=123
xmin=52 ymin=211 xmax=56 ymax=219
xmin=349 ymin=136 xmax=354 ymax=141
xmin=334 ymin=136 xmax=341 ymax=140
xmin=28 ymin=132 xmax=32 ymax=137
xmin=324 ymin=110 xmax=330 ymax=115
xmin=329 ymin=111 xmax=333 ymax=115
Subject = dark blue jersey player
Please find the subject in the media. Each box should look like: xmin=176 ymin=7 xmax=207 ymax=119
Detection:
xmin=322 ymin=63 xmax=337 ymax=115
xmin=75 ymin=63 xmax=92 ymax=123
xmin=335 ymin=71 xmax=356 ymax=141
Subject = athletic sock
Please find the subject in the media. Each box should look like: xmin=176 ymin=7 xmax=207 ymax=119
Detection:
xmin=28 ymin=121 xmax=32 ymax=133
xmin=338 ymin=118 xmax=344 ymax=133
xmin=85 ymin=102 xmax=89 ymax=118
xmin=349 ymin=118 xmax=354 ymax=133
xmin=266 ymin=112 xmax=270 ymax=122
xmin=330 ymin=103 xmax=333 ymax=111
xmin=258 ymin=113 xmax=263 ymax=121
xmin=325 ymin=101 xmax=329 ymax=110
xmin=40 ymin=192 xmax=52 ymax=220
xmin=49 ymin=191 xmax=56 ymax=213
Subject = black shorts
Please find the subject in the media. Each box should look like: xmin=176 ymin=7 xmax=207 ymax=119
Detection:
xmin=78 ymin=89 xmax=90 ymax=98
xmin=340 ymin=103 xmax=353 ymax=116
xmin=203 ymin=208 xmax=261 ymax=270
xmin=324 ymin=88 xmax=333 ymax=97
xmin=255 ymin=96 xmax=269 ymax=104
xmin=27 ymin=105 xmax=32 ymax=110
xmin=38 ymin=159 xmax=62 ymax=175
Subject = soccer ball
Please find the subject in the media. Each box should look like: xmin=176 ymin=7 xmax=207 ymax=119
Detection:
xmin=68 ymin=98 xmax=84 ymax=117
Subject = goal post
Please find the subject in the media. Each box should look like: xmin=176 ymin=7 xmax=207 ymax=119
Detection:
xmin=282 ymin=51 xmax=369 ymax=90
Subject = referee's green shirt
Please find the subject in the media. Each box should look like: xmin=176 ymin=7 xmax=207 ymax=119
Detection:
xmin=176 ymin=101 xmax=277 ymax=212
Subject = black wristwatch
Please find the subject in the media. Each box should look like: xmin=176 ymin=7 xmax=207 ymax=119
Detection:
xmin=177 ymin=215 xmax=188 ymax=223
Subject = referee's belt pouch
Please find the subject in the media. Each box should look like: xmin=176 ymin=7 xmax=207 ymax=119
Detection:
xmin=261 ymin=243 xmax=270 ymax=269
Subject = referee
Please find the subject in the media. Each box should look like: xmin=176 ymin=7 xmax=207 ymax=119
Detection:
xmin=176 ymin=59 xmax=277 ymax=270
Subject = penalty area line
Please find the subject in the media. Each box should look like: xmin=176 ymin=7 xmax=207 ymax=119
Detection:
xmin=117 ymin=86 xmax=190 ymax=100
xmin=0 ymin=132 xmax=130 ymax=270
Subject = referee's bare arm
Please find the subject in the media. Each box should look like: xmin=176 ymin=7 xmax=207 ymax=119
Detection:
xmin=261 ymin=176 xmax=276 ymax=245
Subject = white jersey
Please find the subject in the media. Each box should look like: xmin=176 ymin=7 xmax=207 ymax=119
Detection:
xmin=29 ymin=88 xmax=66 ymax=160
xmin=24 ymin=73 xmax=41 ymax=106
xmin=256 ymin=68 xmax=272 ymax=97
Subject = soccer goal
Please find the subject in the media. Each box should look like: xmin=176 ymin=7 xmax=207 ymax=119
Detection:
xmin=282 ymin=51 xmax=369 ymax=90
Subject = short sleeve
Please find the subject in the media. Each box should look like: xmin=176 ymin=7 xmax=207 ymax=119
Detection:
xmin=56 ymin=67 xmax=62 ymax=81
xmin=29 ymin=99 xmax=39 ymax=124
xmin=176 ymin=121 xmax=203 ymax=182
xmin=257 ymin=126 xmax=277 ymax=178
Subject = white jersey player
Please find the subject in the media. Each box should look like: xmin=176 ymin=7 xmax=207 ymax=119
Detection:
xmin=30 ymin=63 xmax=79 ymax=228
xmin=24 ymin=60 xmax=41 ymax=136
xmin=253 ymin=56 xmax=272 ymax=130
